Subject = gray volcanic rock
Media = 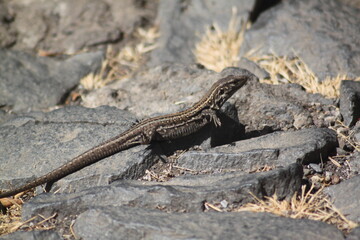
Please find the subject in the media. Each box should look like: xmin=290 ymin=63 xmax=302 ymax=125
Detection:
xmin=325 ymin=175 xmax=360 ymax=223
xmin=346 ymin=152 xmax=360 ymax=177
xmin=21 ymin=163 xmax=302 ymax=219
xmin=340 ymin=80 xmax=360 ymax=127
xmin=234 ymin=80 xmax=338 ymax=132
xmin=2 ymin=0 xmax=155 ymax=53
xmin=241 ymin=0 xmax=360 ymax=80
xmin=73 ymin=207 xmax=344 ymax=240
xmin=347 ymin=227 xmax=360 ymax=240
xmin=177 ymin=128 xmax=338 ymax=172
xmin=177 ymin=148 xmax=279 ymax=172
xmin=0 ymin=106 xmax=157 ymax=194
xmin=0 ymin=231 xmax=61 ymax=240
xmin=0 ymin=49 xmax=103 ymax=111
xmin=149 ymin=0 xmax=255 ymax=66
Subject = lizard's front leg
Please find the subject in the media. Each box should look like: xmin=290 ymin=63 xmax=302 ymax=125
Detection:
xmin=202 ymin=109 xmax=221 ymax=127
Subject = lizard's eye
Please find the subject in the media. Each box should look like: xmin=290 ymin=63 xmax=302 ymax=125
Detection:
xmin=219 ymin=89 xmax=225 ymax=95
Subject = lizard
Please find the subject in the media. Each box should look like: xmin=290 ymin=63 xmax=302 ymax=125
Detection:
xmin=0 ymin=68 xmax=256 ymax=199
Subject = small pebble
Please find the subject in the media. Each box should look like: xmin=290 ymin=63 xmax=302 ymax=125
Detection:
xmin=310 ymin=175 xmax=322 ymax=184
xmin=331 ymin=174 xmax=340 ymax=185
xmin=220 ymin=200 xmax=228 ymax=208
xmin=293 ymin=114 xmax=309 ymax=129
xmin=324 ymin=116 xmax=336 ymax=125
xmin=324 ymin=171 xmax=332 ymax=182
xmin=309 ymin=163 xmax=322 ymax=173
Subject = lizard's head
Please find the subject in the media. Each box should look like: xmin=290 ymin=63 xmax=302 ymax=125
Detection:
xmin=207 ymin=68 xmax=257 ymax=110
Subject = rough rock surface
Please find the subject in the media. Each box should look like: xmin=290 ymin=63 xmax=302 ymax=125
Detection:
xmin=325 ymin=175 xmax=360 ymax=222
xmin=354 ymin=122 xmax=360 ymax=146
xmin=0 ymin=49 xmax=103 ymax=112
xmin=0 ymin=230 xmax=61 ymax=240
xmin=150 ymin=0 xmax=255 ymax=66
xmin=340 ymin=80 xmax=360 ymax=127
xmin=234 ymin=80 xmax=337 ymax=132
xmin=348 ymin=152 xmax=360 ymax=176
xmin=0 ymin=106 xmax=157 ymax=194
xmin=347 ymin=227 xmax=360 ymax=240
xmin=73 ymin=207 xmax=344 ymax=240
xmin=177 ymin=128 xmax=338 ymax=171
xmin=1 ymin=0 xmax=156 ymax=53
xmin=241 ymin=0 xmax=360 ymax=80
xmin=21 ymin=163 xmax=302 ymax=220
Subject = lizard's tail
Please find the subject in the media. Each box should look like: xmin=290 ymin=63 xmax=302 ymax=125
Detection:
xmin=0 ymin=134 xmax=140 ymax=199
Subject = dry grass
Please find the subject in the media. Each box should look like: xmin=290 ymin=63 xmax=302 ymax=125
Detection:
xmin=194 ymin=7 xmax=359 ymax=99
xmin=247 ymin=53 xmax=360 ymax=98
xmin=236 ymin=184 xmax=358 ymax=233
xmin=80 ymin=58 xmax=110 ymax=90
xmin=0 ymin=209 xmax=62 ymax=237
xmin=330 ymin=120 xmax=360 ymax=152
xmin=0 ymin=202 xmax=22 ymax=235
xmin=194 ymin=7 xmax=247 ymax=72
xmin=80 ymin=26 xmax=159 ymax=91
xmin=0 ymin=191 xmax=59 ymax=237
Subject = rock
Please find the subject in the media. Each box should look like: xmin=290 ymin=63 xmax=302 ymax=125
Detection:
xmin=309 ymin=163 xmax=323 ymax=173
xmin=325 ymin=175 xmax=360 ymax=222
xmin=4 ymin=0 xmax=155 ymax=53
xmin=177 ymin=148 xmax=279 ymax=172
xmin=339 ymin=0 xmax=360 ymax=9
xmin=0 ymin=230 xmax=61 ymax=240
xmin=347 ymin=152 xmax=360 ymax=176
xmin=340 ymin=80 xmax=360 ymax=127
xmin=354 ymin=121 xmax=360 ymax=143
xmin=234 ymin=80 xmax=337 ymax=132
xmin=238 ymin=57 xmax=271 ymax=80
xmin=149 ymin=0 xmax=255 ymax=66
xmin=182 ymin=128 xmax=338 ymax=169
xmin=0 ymin=49 xmax=103 ymax=112
xmin=293 ymin=113 xmax=312 ymax=130
xmin=21 ymin=163 xmax=302 ymax=219
xmin=347 ymin=227 xmax=360 ymax=240
xmin=0 ymin=106 xmax=158 ymax=194
xmin=73 ymin=207 xmax=344 ymax=240
xmin=0 ymin=1 xmax=16 ymax=48
xmin=241 ymin=0 xmax=360 ymax=80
